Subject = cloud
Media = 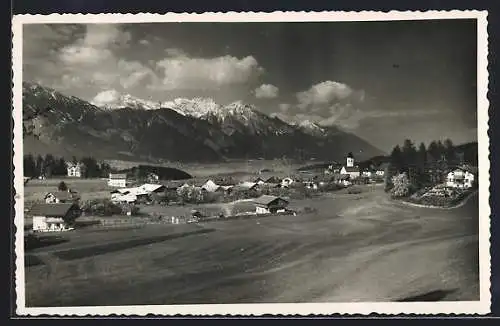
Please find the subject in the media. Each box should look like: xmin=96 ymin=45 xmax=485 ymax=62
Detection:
xmin=271 ymin=80 xmax=441 ymax=130
xmin=279 ymin=103 xmax=291 ymax=112
xmin=296 ymin=80 xmax=356 ymax=109
xmin=139 ymin=39 xmax=150 ymax=45
xmin=91 ymin=89 xmax=121 ymax=107
xmin=58 ymin=24 xmax=130 ymax=65
xmin=117 ymin=60 xmax=157 ymax=89
xmin=152 ymin=54 xmax=264 ymax=90
xmin=255 ymin=84 xmax=279 ymax=99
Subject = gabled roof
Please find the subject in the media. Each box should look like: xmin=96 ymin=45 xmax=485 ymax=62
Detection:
xmin=109 ymin=173 xmax=127 ymax=179
xmin=239 ymin=181 xmax=258 ymax=189
xmin=264 ymin=176 xmax=281 ymax=183
xmin=253 ymin=195 xmax=289 ymax=206
xmin=30 ymin=203 xmax=77 ymax=217
xmin=140 ymin=183 xmax=165 ymax=193
xmin=45 ymin=191 xmax=73 ymax=201
xmin=342 ymin=166 xmax=360 ymax=172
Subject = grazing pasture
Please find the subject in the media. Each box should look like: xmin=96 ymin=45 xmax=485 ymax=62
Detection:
xmin=24 ymin=185 xmax=479 ymax=306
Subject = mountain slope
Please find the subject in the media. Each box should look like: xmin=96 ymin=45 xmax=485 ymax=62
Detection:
xmin=22 ymin=82 xmax=385 ymax=162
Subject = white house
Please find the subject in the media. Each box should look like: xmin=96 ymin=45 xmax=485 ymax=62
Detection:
xmin=304 ymin=182 xmax=318 ymax=190
xmin=201 ymin=180 xmax=221 ymax=192
xmin=66 ymin=162 xmax=84 ymax=178
xmin=108 ymin=173 xmax=127 ymax=187
xmin=253 ymin=177 xmax=265 ymax=185
xmin=44 ymin=191 xmax=75 ymax=204
xmin=281 ymin=177 xmax=295 ymax=188
xmin=30 ymin=203 xmax=78 ymax=232
xmin=375 ymin=163 xmax=389 ymax=177
xmin=253 ymin=195 xmax=289 ymax=215
xmin=361 ymin=170 xmax=373 ymax=178
xmin=446 ymin=166 xmax=477 ymax=189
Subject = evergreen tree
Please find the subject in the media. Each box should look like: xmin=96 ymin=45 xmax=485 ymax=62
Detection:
xmin=23 ymin=154 xmax=36 ymax=177
xmin=389 ymin=145 xmax=404 ymax=172
xmin=43 ymin=154 xmax=56 ymax=177
xmin=81 ymin=156 xmax=100 ymax=178
xmin=35 ymin=155 xmax=44 ymax=177
xmin=444 ymin=138 xmax=456 ymax=164
xmin=427 ymin=141 xmax=439 ymax=163
xmin=53 ymin=157 xmax=67 ymax=176
xmin=402 ymin=139 xmax=417 ymax=170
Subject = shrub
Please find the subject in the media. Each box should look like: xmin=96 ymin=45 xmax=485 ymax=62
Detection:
xmin=390 ymin=173 xmax=411 ymax=198
xmin=81 ymin=199 xmax=122 ymax=216
xmin=58 ymin=181 xmax=68 ymax=191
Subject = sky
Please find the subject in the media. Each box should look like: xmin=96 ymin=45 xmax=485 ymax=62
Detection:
xmin=23 ymin=19 xmax=478 ymax=152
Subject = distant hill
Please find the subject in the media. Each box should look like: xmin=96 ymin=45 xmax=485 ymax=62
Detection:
xmin=22 ymin=82 xmax=385 ymax=163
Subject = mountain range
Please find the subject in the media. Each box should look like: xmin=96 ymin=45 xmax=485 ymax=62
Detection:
xmin=21 ymin=82 xmax=385 ymax=163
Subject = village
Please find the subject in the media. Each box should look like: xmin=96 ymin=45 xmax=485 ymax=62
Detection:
xmin=25 ymin=151 xmax=479 ymax=235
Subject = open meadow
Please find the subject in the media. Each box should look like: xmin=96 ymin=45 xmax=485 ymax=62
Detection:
xmin=23 ymin=185 xmax=479 ymax=306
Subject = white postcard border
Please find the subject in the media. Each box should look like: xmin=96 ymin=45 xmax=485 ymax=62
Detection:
xmin=12 ymin=10 xmax=491 ymax=316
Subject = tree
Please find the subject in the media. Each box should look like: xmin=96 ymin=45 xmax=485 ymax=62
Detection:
xmin=444 ymin=138 xmax=456 ymax=163
xmin=389 ymin=145 xmax=404 ymax=172
xmin=43 ymin=154 xmax=56 ymax=177
xmin=35 ymin=155 xmax=44 ymax=177
xmin=427 ymin=141 xmax=439 ymax=163
xmin=81 ymin=156 xmax=100 ymax=178
xmin=416 ymin=142 xmax=429 ymax=187
xmin=58 ymin=181 xmax=68 ymax=191
xmin=53 ymin=157 xmax=67 ymax=176
xmin=390 ymin=172 xmax=411 ymax=198
xmin=402 ymin=139 xmax=417 ymax=169
xmin=23 ymin=154 xmax=36 ymax=177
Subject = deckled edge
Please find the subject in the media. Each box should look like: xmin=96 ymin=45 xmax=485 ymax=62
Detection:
xmin=11 ymin=10 xmax=491 ymax=317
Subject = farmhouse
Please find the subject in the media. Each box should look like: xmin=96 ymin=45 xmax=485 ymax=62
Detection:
xmin=66 ymin=162 xmax=84 ymax=178
xmin=139 ymin=183 xmax=166 ymax=194
xmin=304 ymin=181 xmax=318 ymax=190
xmin=253 ymin=195 xmax=289 ymax=214
xmin=146 ymin=172 xmax=160 ymax=183
xmin=108 ymin=173 xmax=128 ymax=187
xmin=253 ymin=177 xmax=265 ymax=185
xmin=281 ymin=177 xmax=295 ymax=188
xmin=446 ymin=166 xmax=477 ymax=189
xmin=30 ymin=203 xmax=79 ymax=232
xmin=375 ymin=163 xmax=389 ymax=177
xmin=340 ymin=152 xmax=360 ymax=179
xmin=201 ymin=180 xmax=222 ymax=193
xmin=264 ymin=176 xmax=281 ymax=184
xmin=44 ymin=191 xmax=78 ymax=204
xmin=238 ymin=181 xmax=259 ymax=190
xmin=111 ymin=190 xmax=138 ymax=203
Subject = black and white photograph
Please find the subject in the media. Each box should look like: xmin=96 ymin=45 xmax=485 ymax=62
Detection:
xmin=12 ymin=11 xmax=490 ymax=315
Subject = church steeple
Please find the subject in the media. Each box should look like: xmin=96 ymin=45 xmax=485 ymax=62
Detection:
xmin=346 ymin=152 xmax=354 ymax=167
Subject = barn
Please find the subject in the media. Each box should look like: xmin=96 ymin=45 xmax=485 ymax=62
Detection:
xmin=253 ymin=195 xmax=289 ymax=215
xmin=30 ymin=203 xmax=80 ymax=232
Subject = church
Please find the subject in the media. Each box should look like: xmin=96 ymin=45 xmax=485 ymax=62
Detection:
xmin=340 ymin=152 xmax=360 ymax=179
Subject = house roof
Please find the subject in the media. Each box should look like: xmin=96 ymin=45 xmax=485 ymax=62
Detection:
xmin=45 ymin=191 xmax=73 ymax=201
xmin=264 ymin=176 xmax=281 ymax=183
xmin=140 ymin=183 xmax=165 ymax=193
xmin=253 ymin=195 xmax=289 ymax=206
xmin=109 ymin=173 xmax=127 ymax=179
xmin=342 ymin=166 xmax=360 ymax=172
xmin=376 ymin=163 xmax=390 ymax=171
xmin=29 ymin=203 xmax=77 ymax=217
xmin=239 ymin=181 xmax=258 ymax=189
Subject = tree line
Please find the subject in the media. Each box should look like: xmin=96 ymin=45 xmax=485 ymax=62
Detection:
xmin=23 ymin=154 xmax=112 ymax=178
xmin=385 ymin=138 xmax=476 ymax=193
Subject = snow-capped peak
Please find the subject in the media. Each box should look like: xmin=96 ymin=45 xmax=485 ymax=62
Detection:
xmin=91 ymin=90 xmax=160 ymax=110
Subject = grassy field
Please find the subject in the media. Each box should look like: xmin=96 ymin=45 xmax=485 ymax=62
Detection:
xmin=23 ymin=177 xmax=111 ymax=203
xmin=23 ymin=185 xmax=479 ymax=306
